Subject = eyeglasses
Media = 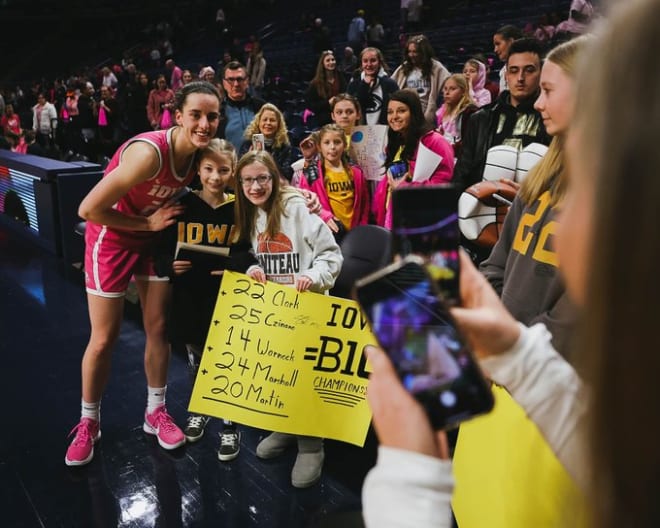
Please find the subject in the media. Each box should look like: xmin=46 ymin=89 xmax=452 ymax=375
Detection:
xmin=240 ymin=174 xmax=272 ymax=187
xmin=224 ymin=76 xmax=247 ymax=84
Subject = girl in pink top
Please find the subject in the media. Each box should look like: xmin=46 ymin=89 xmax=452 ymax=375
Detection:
xmin=147 ymin=74 xmax=176 ymax=130
xmin=435 ymin=75 xmax=477 ymax=160
xmin=373 ymin=89 xmax=455 ymax=228
xmin=463 ymin=58 xmax=492 ymax=107
xmin=1 ymin=104 xmax=21 ymax=136
xmin=296 ymin=123 xmax=370 ymax=240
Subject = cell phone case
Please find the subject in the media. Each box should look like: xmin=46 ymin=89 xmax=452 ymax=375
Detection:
xmin=388 ymin=161 xmax=408 ymax=180
xmin=354 ymin=256 xmax=493 ymax=430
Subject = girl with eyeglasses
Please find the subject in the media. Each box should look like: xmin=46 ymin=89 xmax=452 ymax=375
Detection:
xmin=233 ymin=150 xmax=342 ymax=488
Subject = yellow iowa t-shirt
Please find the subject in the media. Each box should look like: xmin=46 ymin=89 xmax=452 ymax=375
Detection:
xmin=324 ymin=162 xmax=354 ymax=230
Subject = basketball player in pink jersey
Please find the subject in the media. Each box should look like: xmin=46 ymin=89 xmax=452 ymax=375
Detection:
xmin=65 ymin=81 xmax=223 ymax=466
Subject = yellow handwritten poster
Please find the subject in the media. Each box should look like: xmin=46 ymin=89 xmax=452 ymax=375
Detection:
xmin=188 ymin=271 xmax=377 ymax=446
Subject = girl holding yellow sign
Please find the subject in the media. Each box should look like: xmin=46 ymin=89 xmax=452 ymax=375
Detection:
xmin=233 ymin=150 xmax=342 ymax=488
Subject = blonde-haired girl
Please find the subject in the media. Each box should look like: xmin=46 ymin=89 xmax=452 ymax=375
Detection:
xmin=435 ymin=74 xmax=477 ymax=159
xmin=154 ymin=138 xmax=256 ymax=461
xmin=295 ymin=123 xmax=370 ymax=240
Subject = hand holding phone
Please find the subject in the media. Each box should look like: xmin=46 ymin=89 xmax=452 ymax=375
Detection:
xmin=355 ymin=256 xmax=493 ymax=429
xmin=387 ymin=160 xmax=408 ymax=180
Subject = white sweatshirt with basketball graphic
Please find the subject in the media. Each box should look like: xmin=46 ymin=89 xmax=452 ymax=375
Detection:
xmin=251 ymin=190 xmax=343 ymax=293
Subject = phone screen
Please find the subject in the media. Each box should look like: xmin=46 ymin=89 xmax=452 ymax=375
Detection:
xmin=387 ymin=160 xmax=408 ymax=180
xmin=355 ymin=257 xmax=493 ymax=429
xmin=252 ymin=133 xmax=265 ymax=151
xmin=392 ymin=185 xmax=460 ymax=304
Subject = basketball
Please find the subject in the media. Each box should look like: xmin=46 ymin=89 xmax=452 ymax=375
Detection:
xmin=516 ymin=143 xmax=548 ymax=183
xmin=257 ymin=232 xmax=293 ymax=254
xmin=482 ymin=142 xmax=549 ymax=184
xmin=482 ymin=145 xmax=518 ymax=182
xmin=458 ymin=180 xmax=519 ymax=248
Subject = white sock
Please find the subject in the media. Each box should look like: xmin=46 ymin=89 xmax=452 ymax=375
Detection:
xmin=147 ymin=385 xmax=167 ymax=414
xmin=81 ymin=399 xmax=100 ymax=422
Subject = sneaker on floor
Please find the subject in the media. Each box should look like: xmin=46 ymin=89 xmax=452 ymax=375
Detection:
xmin=217 ymin=428 xmax=241 ymax=461
xmin=65 ymin=418 xmax=101 ymax=467
xmin=256 ymin=432 xmax=296 ymax=459
xmin=291 ymin=448 xmax=325 ymax=488
xmin=143 ymin=406 xmax=185 ymax=450
xmin=184 ymin=414 xmax=210 ymax=443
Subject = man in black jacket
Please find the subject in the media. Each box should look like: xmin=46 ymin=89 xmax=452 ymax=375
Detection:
xmin=453 ymin=38 xmax=551 ymax=191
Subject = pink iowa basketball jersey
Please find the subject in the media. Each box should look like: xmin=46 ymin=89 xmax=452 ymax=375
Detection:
xmin=87 ymin=129 xmax=196 ymax=243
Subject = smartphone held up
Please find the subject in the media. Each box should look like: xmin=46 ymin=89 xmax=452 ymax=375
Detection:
xmin=391 ymin=185 xmax=461 ymax=304
xmin=252 ymin=133 xmax=265 ymax=151
xmin=354 ymin=256 xmax=493 ymax=430
xmin=387 ymin=160 xmax=408 ymax=181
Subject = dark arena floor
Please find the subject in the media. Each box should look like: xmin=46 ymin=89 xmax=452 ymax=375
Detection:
xmin=0 ymin=224 xmax=376 ymax=527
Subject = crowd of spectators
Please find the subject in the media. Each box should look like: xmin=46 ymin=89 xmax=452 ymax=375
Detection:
xmin=0 ymin=0 xmax=584 ymax=164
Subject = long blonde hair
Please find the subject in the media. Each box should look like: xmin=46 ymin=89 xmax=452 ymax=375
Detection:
xmin=517 ymin=35 xmax=591 ymax=207
xmin=442 ymin=74 xmax=474 ymax=117
xmin=243 ymin=103 xmax=290 ymax=149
